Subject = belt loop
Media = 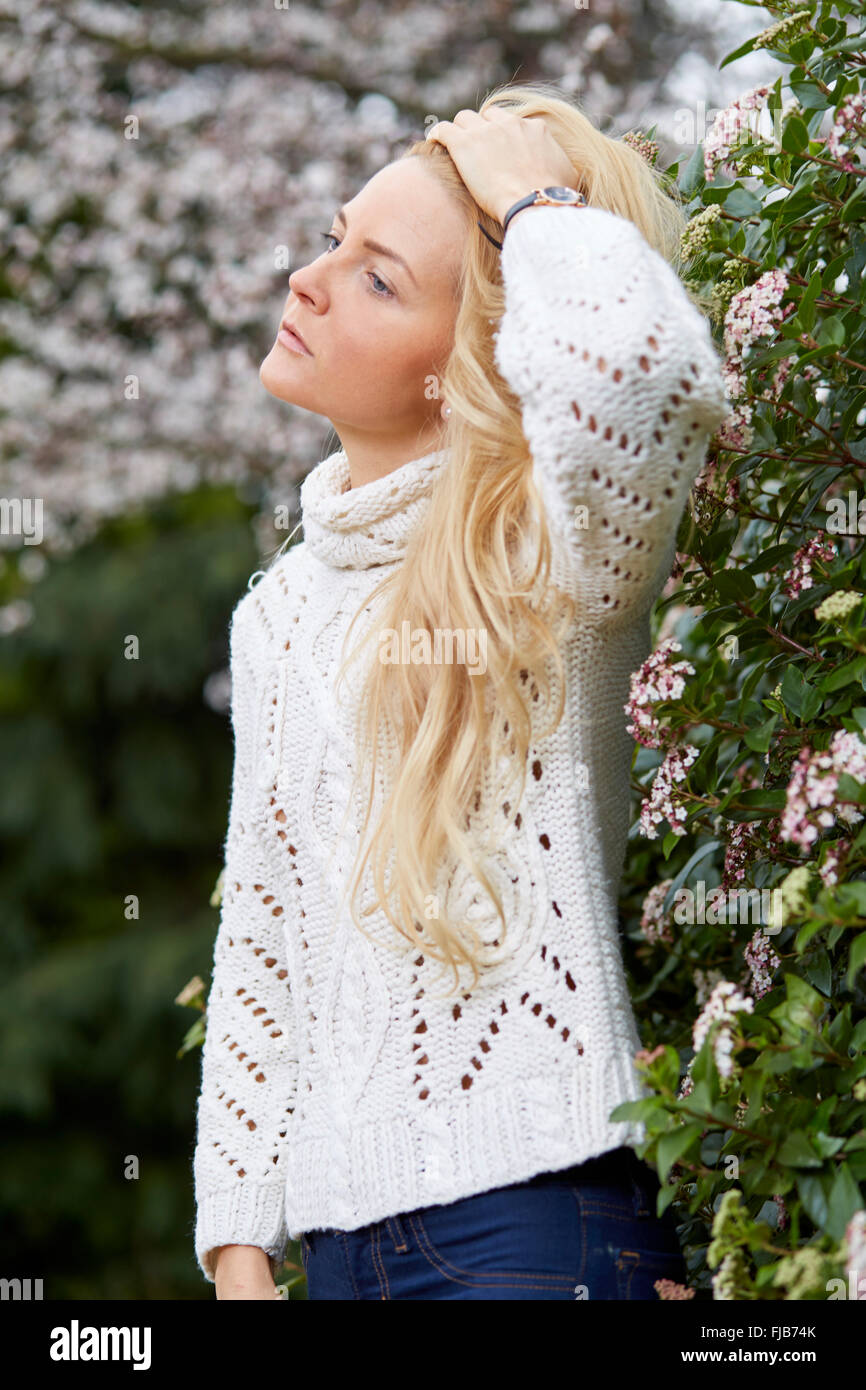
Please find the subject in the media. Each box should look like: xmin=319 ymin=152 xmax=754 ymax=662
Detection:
xmin=385 ymin=1213 xmax=409 ymax=1253
xmin=625 ymin=1149 xmax=652 ymax=1218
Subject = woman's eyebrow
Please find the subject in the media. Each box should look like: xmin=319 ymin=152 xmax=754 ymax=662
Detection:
xmin=333 ymin=206 xmax=419 ymax=289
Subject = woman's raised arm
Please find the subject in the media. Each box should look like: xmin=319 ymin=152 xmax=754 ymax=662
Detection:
xmin=493 ymin=201 xmax=729 ymax=624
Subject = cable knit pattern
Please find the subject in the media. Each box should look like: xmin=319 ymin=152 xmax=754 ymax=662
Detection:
xmin=192 ymin=203 xmax=729 ymax=1283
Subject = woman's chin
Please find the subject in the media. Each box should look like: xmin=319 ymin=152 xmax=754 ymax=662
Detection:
xmin=259 ymin=354 xmax=306 ymax=404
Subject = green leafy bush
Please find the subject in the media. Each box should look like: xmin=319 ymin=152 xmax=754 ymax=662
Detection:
xmin=614 ymin=0 xmax=866 ymax=1301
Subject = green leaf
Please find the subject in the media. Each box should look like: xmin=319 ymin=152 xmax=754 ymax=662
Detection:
xmin=804 ymin=947 xmax=832 ymax=996
xmin=678 ymin=142 xmax=706 ymax=198
xmin=724 ymin=186 xmax=763 ymax=218
xmin=657 ymin=1122 xmax=705 ymax=1181
xmin=788 ymin=81 xmax=831 ymax=112
xmin=797 ymin=1173 xmax=831 ymax=1230
xmin=722 ymin=787 xmax=788 ymax=822
xmin=777 ymin=1131 xmax=823 ymax=1167
xmin=827 ymin=1163 xmax=863 ymax=1241
xmin=820 ymin=655 xmax=866 ymax=694
xmin=661 ymin=839 xmax=722 ymax=914
xmin=744 ymin=714 xmax=778 ymax=754
xmin=837 ymin=773 xmax=866 ymax=805
xmin=785 ymin=972 xmax=826 ymax=1017
xmin=832 ymin=882 xmax=866 ymax=913
xmin=780 ymin=664 xmax=806 ymax=716
xmin=661 ymin=827 xmax=682 ymax=859
xmin=797 ymin=271 xmax=823 ymax=333
xmin=812 ymin=1131 xmax=845 ymax=1159
xmin=781 ymin=113 xmax=810 ymax=154
xmin=714 ymin=569 xmax=757 ymax=603
xmin=801 ymin=682 xmax=823 ymax=723
xmin=840 ymin=183 xmax=866 ymax=222
xmin=847 ymin=932 xmax=866 ymax=990
xmin=795 ymin=918 xmax=826 ymax=953
xmin=744 ymin=543 xmax=798 ymax=575
xmin=816 ymin=315 xmax=845 ymax=348
xmin=719 ymin=34 xmax=763 ymax=70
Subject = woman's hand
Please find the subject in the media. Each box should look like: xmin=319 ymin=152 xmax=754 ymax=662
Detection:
xmin=425 ymin=107 xmax=578 ymax=225
xmin=213 ymin=1244 xmax=282 ymax=1300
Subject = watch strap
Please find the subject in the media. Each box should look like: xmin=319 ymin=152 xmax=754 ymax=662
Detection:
xmin=501 ymin=186 xmax=587 ymax=238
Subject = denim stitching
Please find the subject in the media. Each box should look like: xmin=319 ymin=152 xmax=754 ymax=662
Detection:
xmin=573 ymin=1200 xmax=633 ymax=1217
xmin=371 ymin=1223 xmax=391 ymax=1299
xmin=617 ymin=1247 xmax=685 ymax=1299
xmin=571 ymin=1189 xmax=587 ymax=1291
xmin=335 ymin=1229 xmax=361 ymax=1300
xmin=617 ymin=1249 xmax=638 ymax=1299
xmin=386 ymin=1214 xmax=409 ymax=1252
xmin=406 ymin=1212 xmax=577 ymax=1288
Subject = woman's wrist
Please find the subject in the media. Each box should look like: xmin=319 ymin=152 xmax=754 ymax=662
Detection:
xmin=493 ymin=182 xmax=581 ymax=231
xmin=213 ymin=1243 xmax=272 ymax=1276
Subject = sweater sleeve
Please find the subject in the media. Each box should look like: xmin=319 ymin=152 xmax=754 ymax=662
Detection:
xmin=192 ymin=592 xmax=298 ymax=1286
xmin=492 ymin=203 xmax=729 ymax=625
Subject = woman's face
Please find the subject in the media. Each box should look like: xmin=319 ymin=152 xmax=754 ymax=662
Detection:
xmin=259 ymin=157 xmax=468 ymax=461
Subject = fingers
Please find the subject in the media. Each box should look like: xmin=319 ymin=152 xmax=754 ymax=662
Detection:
xmin=426 ymin=106 xmax=523 ymax=143
xmin=425 ymin=110 xmax=478 ymax=144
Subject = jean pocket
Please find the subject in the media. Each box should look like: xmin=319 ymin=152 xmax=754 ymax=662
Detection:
xmin=614 ymin=1245 xmax=688 ymax=1300
xmin=568 ymin=1182 xmax=635 ymax=1224
xmin=298 ymin=1232 xmax=311 ymax=1271
xmin=408 ymin=1199 xmax=579 ymax=1292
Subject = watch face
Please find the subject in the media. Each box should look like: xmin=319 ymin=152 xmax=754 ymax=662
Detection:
xmin=544 ymin=186 xmax=579 ymax=200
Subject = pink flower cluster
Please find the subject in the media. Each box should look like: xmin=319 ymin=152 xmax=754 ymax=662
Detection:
xmin=780 ymin=730 xmax=866 ymax=850
xmin=655 ymin=1278 xmax=695 ymax=1300
xmin=625 ymin=637 xmax=695 ymax=749
xmin=846 ymin=1211 xmax=866 ymax=1300
xmin=824 ymin=93 xmax=865 ymax=174
xmin=725 ymin=268 xmax=791 ymax=361
xmin=744 ymin=927 xmax=780 ymax=1000
xmin=692 ymin=979 xmax=755 ymax=1081
xmin=782 ymin=535 xmax=837 ymax=599
xmin=639 ymin=879 xmax=675 ymax=945
xmin=718 ymin=269 xmax=791 ymax=450
xmin=722 ymin=817 xmax=783 ymax=890
xmin=703 ymin=85 xmax=773 ymax=182
xmin=639 ymin=744 xmax=700 ymax=840
xmin=819 ymin=837 xmax=850 ymax=888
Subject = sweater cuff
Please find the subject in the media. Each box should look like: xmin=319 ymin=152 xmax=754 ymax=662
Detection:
xmin=195 ymin=1182 xmax=289 ymax=1285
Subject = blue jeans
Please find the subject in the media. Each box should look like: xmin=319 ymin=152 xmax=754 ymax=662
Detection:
xmin=298 ymin=1146 xmax=687 ymax=1300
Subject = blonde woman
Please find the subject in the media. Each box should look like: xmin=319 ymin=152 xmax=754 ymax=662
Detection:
xmin=192 ymin=80 xmax=728 ymax=1301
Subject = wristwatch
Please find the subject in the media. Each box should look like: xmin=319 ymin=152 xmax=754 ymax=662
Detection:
xmin=502 ymin=186 xmax=587 ymax=237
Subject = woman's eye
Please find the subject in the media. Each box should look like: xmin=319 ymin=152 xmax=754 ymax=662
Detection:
xmin=317 ymin=231 xmax=393 ymax=298
xmin=369 ymin=272 xmax=391 ymax=296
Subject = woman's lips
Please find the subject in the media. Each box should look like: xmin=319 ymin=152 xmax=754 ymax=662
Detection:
xmin=277 ymin=322 xmax=313 ymax=356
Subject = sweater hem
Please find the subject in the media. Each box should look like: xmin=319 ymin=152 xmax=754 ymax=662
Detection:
xmin=282 ymin=1062 xmax=649 ymax=1240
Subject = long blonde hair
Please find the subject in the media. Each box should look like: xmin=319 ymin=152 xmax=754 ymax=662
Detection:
xmin=326 ymin=81 xmax=694 ymax=996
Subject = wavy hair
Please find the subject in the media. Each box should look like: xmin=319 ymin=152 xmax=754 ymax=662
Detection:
xmin=324 ymin=80 xmax=698 ymax=997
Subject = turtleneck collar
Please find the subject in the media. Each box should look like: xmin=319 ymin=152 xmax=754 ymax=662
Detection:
xmin=299 ymin=444 xmax=451 ymax=570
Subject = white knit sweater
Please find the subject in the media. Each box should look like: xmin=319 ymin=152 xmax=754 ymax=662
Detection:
xmin=192 ymin=203 xmax=729 ymax=1283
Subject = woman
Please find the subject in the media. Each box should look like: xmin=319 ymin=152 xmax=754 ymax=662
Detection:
xmin=192 ymin=80 xmax=728 ymax=1300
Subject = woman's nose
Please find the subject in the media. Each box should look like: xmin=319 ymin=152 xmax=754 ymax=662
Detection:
xmin=289 ymin=259 xmax=321 ymax=302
